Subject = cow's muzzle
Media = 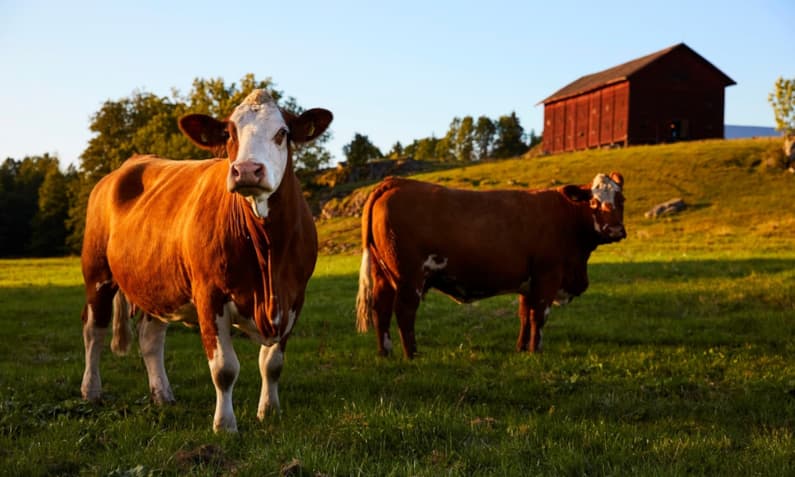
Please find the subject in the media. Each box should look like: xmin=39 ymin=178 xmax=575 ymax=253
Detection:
xmin=606 ymin=225 xmax=627 ymax=241
xmin=227 ymin=161 xmax=271 ymax=195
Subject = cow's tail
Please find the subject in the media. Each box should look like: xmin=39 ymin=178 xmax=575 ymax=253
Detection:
xmin=356 ymin=248 xmax=373 ymax=333
xmin=110 ymin=290 xmax=133 ymax=356
xmin=356 ymin=183 xmax=389 ymax=333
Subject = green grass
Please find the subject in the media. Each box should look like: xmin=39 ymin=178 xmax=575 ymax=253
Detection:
xmin=2 ymin=252 xmax=794 ymax=476
xmin=2 ymin=138 xmax=795 ymax=475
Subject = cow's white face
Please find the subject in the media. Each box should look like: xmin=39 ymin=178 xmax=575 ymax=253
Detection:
xmin=226 ymin=90 xmax=290 ymax=218
xmin=589 ymin=172 xmax=626 ymax=241
xmin=179 ymin=90 xmax=333 ymax=219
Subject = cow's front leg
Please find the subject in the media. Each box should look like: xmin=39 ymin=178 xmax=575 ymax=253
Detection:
xmin=138 ymin=315 xmax=175 ymax=404
xmin=199 ymin=300 xmax=240 ymax=433
xmin=257 ymin=343 xmax=284 ymax=420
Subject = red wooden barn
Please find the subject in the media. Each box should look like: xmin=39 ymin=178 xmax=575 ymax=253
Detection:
xmin=540 ymin=43 xmax=735 ymax=154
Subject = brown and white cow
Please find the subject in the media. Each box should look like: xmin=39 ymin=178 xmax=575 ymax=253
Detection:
xmin=356 ymin=173 xmax=625 ymax=358
xmin=80 ymin=89 xmax=332 ymax=432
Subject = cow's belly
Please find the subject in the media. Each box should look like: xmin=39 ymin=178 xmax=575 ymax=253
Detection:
xmin=428 ymin=271 xmax=530 ymax=304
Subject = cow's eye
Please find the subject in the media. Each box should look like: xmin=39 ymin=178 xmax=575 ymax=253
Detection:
xmin=274 ymin=127 xmax=288 ymax=145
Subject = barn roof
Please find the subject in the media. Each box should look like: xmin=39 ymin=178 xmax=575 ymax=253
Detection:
xmin=540 ymin=43 xmax=736 ymax=105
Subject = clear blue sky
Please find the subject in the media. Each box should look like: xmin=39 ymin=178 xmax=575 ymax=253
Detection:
xmin=1 ymin=0 xmax=792 ymax=168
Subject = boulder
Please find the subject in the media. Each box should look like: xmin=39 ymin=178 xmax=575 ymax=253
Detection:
xmin=645 ymin=198 xmax=686 ymax=218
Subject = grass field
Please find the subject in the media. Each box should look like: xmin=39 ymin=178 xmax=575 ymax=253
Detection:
xmin=1 ymin=138 xmax=794 ymax=476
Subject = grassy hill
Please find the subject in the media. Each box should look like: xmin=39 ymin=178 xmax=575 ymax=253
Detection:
xmin=317 ymin=137 xmax=795 ymax=256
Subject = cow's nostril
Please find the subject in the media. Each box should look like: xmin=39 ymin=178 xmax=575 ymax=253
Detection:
xmin=232 ymin=166 xmax=240 ymax=178
xmin=253 ymin=163 xmax=265 ymax=179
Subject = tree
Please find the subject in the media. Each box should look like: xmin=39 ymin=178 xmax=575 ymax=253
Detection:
xmin=343 ymin=133 xmax=383 ymax=167
xmin=492 ymin=112 xmax=528 ymax=158
xmin=527 ymin=129 xmax=542 ymax=149
xmin=280 ymin=96 xmax=333 ymax=173
xmin=386 ymin=141 xmax=404 ymax=159
xmin=29 ymin=162 xmax=72 ymax=255
xmin=454 ymin=116 xmax=475 ymax=162
xmin=768 ymin=76 xmax=795 ymax=161
xmin=0 ymin=154 xmax=60 ymax=256
xmin=406 ymin=136 xmax=440 ymax=161
xmin=473 ymin=116 xmax=496 ymax=161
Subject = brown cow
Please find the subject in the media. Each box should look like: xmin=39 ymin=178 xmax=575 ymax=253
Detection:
xmin=80 ymin=89 xmax=332 ymax=432
xmin=356 ymin=173 xmax=625 ymax=358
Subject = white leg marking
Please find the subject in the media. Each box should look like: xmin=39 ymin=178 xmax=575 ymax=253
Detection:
xmin=229 ymin=301 xmax=281 ymax=346
xmin=81 ymin=305 xmax=107 ymax=401
xmin=539 ymin=307 xmax=550 ymax=352
xmin=383 ymin=332 xmax=393 ymax=354
xmin=257 ymin=344 xmax=284 ymax=420
xmin=283 ymin=310 xmax=297 ymax=337
xmin=138 ymin=317 xmax=175 ymax=404
xmin=554 ymin=289 xmax=572 ymax=306
xmin=422 ymin=254 xmax=448 ymax=272
xmin=95 ymin=280 xmax=113 ymax=291
xmin=209 ymin=305 xmax=240 ymax=432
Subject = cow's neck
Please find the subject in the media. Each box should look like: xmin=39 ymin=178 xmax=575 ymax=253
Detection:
xmin=574 ymin=202 xmax=604 ymax=252
xmin=229 ymin=161 xmax=302 ymax=340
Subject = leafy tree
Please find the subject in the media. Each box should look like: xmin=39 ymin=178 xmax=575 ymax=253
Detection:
xmin=184 ymin=74 xmax=279 ymax=120
xmin=492 ymin=112 xmax=528 ymax=158
xmin=343 ymin=133 xmax=383 ymax=167
xmin=406 ymin=136 xmax=440 ymax=161
xmin=434 ymin=118 xmax=457 ymax=162
xmin=386 ymin=141 xmax=404 ymax=159
xmin=434 ymin=135 xmax=454 ymax=162
xmin=527 ymin=129 xmax=542 ymax=149
xmin=768 ymin=76 xmax=795 ymax=160
xmin=280 ymin=96 xmax=333 ymax=172
xmin=473 ymin=116 xmax=496 ymax=160
xmin=0 ymin=154 xmax=59 ymax=256
xmin=454 ymin=116 xmax=475 ymax=162
xmin=29 ymin=162 xmax=73 ymax=255
xmin=769 ymin=77 xmax=795 ymax=136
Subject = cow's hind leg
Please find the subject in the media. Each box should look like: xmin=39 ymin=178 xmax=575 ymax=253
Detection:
xmin=394 ymin=283 xmax=421 ymax=359
xmin=138 ymin=315 xmax=175 ymax=404
xmin=81 ymin=279 xmax=117 ymax=401
xmin=371 ymin=270 xmax=396 ymax=356
xmin=517 ymin=294 xmax=549 ymax=353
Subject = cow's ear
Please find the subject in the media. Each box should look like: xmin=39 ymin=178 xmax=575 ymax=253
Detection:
xmin=562 ymin=184 xmax=592 ymax=203
xmin=610 ymin=171 xmax=624 ymax=188
xmin=179 ymin=114 xmax=229 ymax=150
xmin=285 ymin=108 xmax=333 ymax=143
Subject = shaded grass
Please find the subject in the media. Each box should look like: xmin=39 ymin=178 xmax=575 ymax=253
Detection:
xmin=1 ymin=253 xmax=794 ymax=476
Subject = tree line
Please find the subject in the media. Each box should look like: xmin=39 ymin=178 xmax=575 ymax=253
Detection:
xmin=1 ymin=73 xmax=539 ymax=258
xmin=343 ymin=112 xmax=540 ymax=166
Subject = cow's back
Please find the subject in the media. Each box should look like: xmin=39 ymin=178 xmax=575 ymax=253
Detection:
xmin=369 ymin=178 xmax=579 ymax=288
